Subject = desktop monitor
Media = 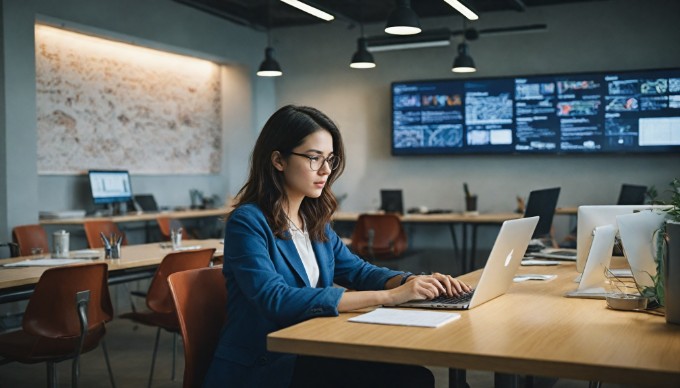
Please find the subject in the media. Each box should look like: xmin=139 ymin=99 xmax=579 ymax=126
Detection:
xmin=576 ymin=205 xmax=671 ymax=273
xmin=380 ymin=189 xmax=404 ymax=215
xmin=88 ymin=170 xmax=133 ymax=205
xmin=617 ymin=184 xmax=647 ymax=205
xmin=523 ymin=187 xmax=561 ymax=239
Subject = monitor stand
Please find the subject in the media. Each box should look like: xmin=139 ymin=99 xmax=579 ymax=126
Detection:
xmin=109 ymin=202 xmax=128 ymax=216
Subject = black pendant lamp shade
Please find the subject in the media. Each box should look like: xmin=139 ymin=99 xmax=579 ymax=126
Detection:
xmin=452 ymin=42 xmax=476 ymax=73
xmin=385 ymin=0 xmax=421 ymax=35
xmin=350 ymin=38 xmax=376 ymax=69
xmin=257 ymin=47 xmax=282 ymax=77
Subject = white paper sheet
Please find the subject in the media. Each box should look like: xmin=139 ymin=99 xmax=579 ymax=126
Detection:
xmin=348 ymin=308 xmax=460 ymax=328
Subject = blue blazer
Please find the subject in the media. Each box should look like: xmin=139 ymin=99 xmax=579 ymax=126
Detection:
xmin=203 ymin=204 xmax=402 ymax=388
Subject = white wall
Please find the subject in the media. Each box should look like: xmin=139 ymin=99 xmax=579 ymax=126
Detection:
xmin=273 ymin=0 xmax=680 ymax=245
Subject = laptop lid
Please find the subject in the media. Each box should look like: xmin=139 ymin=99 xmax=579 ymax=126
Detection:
xmin=397 ymin=216 xmax=538 ymax=310
xmin=467 ymin=216 xmax=539 ymax=308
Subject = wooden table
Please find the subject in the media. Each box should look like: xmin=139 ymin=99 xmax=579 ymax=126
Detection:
xmin=334 ymin=211 xmax=522 ymax=273
xmin=268 ymin=260 xmax=680 ymax=387
xmin=0 ymin=239 xmax=223 ymax=303
xmin=39 ymin=207 xmax=229 ymax=225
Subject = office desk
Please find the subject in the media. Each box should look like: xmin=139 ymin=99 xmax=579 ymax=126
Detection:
xmin=333 ymin=212 xmax=521 ymax=273
xmin=39 ymin=207 xmax=229 ymax=225
xmin=0 ymin=239 xmax=223 ymax=303
xmin=269 ymin=260 xmax=680 ymax=387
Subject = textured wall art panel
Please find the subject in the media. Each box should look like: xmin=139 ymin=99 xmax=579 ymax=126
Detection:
xmin=35 ymin=24 xmax=222 ymax=175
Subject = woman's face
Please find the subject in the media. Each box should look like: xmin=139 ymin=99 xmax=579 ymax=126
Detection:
xmin=274 ymin=129 xmax=334 ymax=204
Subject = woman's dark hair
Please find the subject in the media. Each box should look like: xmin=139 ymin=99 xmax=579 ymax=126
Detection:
xmin=233 ymin=105 xmax=346 ymax=241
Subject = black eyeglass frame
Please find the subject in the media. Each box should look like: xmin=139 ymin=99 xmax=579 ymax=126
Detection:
xmin=289 ymin=152 xmax=340 ymax=171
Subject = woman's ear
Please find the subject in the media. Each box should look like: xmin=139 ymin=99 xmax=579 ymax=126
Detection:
xmin=271 ymin=151 xmax=285 ymax=172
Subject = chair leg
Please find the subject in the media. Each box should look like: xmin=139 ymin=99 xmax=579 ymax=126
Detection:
xmin=71 ymin=354 xmax=81 ymax=388
xmin=171 ymin=332 xmax=177 ymax=381
xmin=148 ymin=327 xmax=161 ymax=388
xmin=47 ymin=361 xmax=57 ymax=388
xmin=101 ymin=340 xmax=116 ymax=388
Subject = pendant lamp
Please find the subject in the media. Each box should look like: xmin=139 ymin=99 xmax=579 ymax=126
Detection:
xmin=385 ymin=0 xmax=421 ymax=35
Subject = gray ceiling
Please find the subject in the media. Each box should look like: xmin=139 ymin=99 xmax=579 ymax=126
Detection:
xmin=174 ymin=0 xmax=603 ymax=30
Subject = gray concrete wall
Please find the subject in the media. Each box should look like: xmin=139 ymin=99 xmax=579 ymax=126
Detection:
xmin=273 ymin=0 xmax=680 ymax=246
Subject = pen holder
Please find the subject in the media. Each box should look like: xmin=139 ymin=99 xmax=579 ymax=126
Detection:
xmin=106 ymin=243 xmax=122 ymax=259
xmin=464 ymin=195 xmax=478 ymax=216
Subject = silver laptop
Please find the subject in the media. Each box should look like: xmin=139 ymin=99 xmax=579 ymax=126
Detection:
xmin=397 ymin=216 xmax=539 ymax=310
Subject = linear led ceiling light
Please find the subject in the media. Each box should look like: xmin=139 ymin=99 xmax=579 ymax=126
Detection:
xmin=366 ymin=29 xmax=451 ymax=52
xmin=280 ymin=0 xmax=334 ymax=21
xmin=443 ymin=0 xmax=479 ymax=21
xmin=385 ymin=0 xmax=421 ymax=35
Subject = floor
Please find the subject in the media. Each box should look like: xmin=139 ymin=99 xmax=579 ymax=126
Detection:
xmin=0 ymin=249 xmax=634 ymax=387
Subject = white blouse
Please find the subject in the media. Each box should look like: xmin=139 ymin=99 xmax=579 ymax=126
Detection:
xmin=289 ymin=224 xmax=320 ymax=287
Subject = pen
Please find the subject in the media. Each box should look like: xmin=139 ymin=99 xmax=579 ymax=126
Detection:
xmin=463 ymin=183 xmax=471 ymax=199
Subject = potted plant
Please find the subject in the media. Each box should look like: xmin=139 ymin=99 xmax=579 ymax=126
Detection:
xmin=643 ymin=178 xmax=680 ymax=323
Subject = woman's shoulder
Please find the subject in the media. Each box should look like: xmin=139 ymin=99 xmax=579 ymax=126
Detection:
xmin=229 ymin=203 xmax=266 ymax=222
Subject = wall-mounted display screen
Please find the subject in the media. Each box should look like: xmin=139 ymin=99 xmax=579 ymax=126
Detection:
xmin=391 ymin=68 xmax=680 ymax=155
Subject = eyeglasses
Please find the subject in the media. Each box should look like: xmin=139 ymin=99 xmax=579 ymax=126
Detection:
xmin=290 ymin=152 xmax=340 ymax=171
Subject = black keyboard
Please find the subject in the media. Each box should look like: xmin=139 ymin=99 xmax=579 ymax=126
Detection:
xmin=409 ymin=290 xmax=475 ymax=305
xmin=429 ymin=290 xmax=475 ymax=304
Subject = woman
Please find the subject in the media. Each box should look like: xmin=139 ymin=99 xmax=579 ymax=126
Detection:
xmin=204 ymin=105 xmax=470 ymax=387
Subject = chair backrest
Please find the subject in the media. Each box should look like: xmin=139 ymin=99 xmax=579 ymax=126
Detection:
xmin=168 ymin=266 xmax=226 ymax=388
xmin=23 ymin=263 xmax=113 ymax=338
xmin=523 ymin=187 xmax=561 ymax=239
xmin=83 ymin=220 xmax=128 ymax=248
xmin=146 ymin=248 xmax=215 ymax=314
xmin=12 ymin=224 xmax=50 ymax=257
xmin=617 ymin=184 xmax=647 ymax=205
xmin=350 ymin=214 xmax=408 ymax=260
xmin=157 ymin=217 xmax=184 ymax=241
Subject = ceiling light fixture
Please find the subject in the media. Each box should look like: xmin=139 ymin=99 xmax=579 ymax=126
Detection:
xmin=258 ymin=2 xmax=282 ymax=77
xmin=257 ymin=47 xmax=283 ymax=77
xmin=452 ymin=42 xmax=476 ymax=73
xmin=385 ymin=0 xmax=421 ymax=36
xmin=350 ymin=38 xmax=376 ymax=69
xmin=443 ymin=0 xmax=479 ymax=21
xmin=280 ymin=0 xmax=335 ymax=21
xmin=366 ymin=29 xmax=451 ymax=52
xmin=350 ymin=8 xmax=375 ymax=69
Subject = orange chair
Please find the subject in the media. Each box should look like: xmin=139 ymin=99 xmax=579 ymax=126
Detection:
xmin=350 ymin=214 xmax=408 ymax=261
xmin=119 ymin=248 xmax=215 ymax=387
xmin=168 ymin=266 xmax=226 ymax=388
xmin=156 ymin=217 xmax=197 ymax=241
xmin=12 ymin=224 xmax=50 ymax=257
xmin=83 ymin=220 xmax=128 ymax=248
xmin=157 ymin=217 xmax=182 ymax=241
xmin=0 ymin=263 xmax=115 ymax=387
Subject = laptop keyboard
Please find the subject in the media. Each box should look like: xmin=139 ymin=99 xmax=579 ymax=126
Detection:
xmin=430 ymin=289 xmax=475 ymax=304
xmin=408 ymin=289 xmax=475 ymax=306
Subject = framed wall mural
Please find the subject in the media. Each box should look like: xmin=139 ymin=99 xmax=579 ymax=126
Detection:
xmin=35 ymin=24 xmax=222 ymax=175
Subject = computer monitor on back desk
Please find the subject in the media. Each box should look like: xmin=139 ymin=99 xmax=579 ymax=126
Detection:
xmin=380 ymin=190 xmax=404 ymax=215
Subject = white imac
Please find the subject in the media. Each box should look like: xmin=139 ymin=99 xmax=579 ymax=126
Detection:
xmin=576 ymin=205 xmax=671 ymax=274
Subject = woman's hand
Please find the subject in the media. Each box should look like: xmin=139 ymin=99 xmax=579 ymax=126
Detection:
xmin=386 ymin=274 xmax=471 ymax=306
